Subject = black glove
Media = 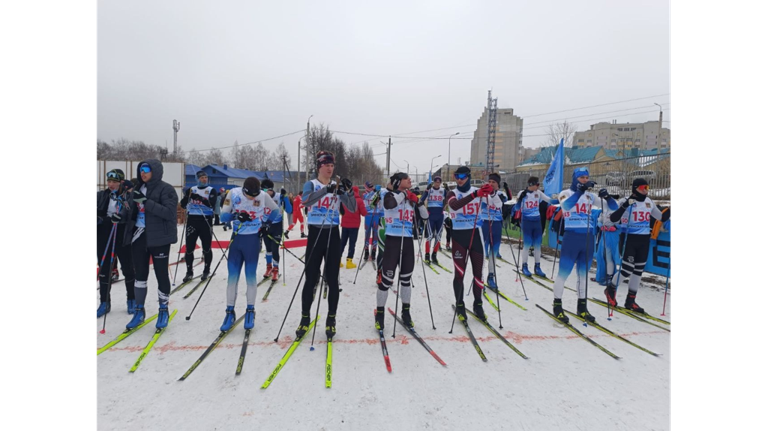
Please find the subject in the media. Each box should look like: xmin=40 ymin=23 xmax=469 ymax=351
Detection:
xmin=391 ymin=177 xmax=402 ymax=190
xmin=621 ymin=198 xmax=636 ymax=208
xmin=598 ymin=188 xmax=609 ymax=199
xmin=110 ymin=213 xmax=121 ymax=223
xmin=341 ymin=178 xmax=353 ymax=191
xmin=518 ymin=189 xmax=529 ymax=201
xmin=280 ymin=188 xmax=287 ymax=196
xmin=259 ymin=225 xmax=268 ymax=237
xmin=237 ymin=212 xmax=252 ymax=222
xmin=133 ymin=190 xmax=147 ymax=203
xmin=122 ymin=179 xmax=134 ymax=190
xmin=326 ymin=183 xmax=337 ymax=194
xmin=577 ymin=181 xmax=595 ymax=192
xmin=503 ymin=182 xmax=509 ymax=190
xmin=190 ymin=192 xmax=204 ymax=201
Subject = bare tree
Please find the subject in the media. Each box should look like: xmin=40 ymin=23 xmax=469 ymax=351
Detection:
xmin=546 ymin=121 xmax=577 ymax=147
xmin=186 ymin=148 xmax=207 ymax=166
xmin=275 ymin=142 xmax=292 ymax=170
xmin=96 ymin=138 xmax=184 ymax=162
xmin=302 ymin=123 xmax=334 ymax=175
xmin=204 ymin=148 xmax=228 ymax=166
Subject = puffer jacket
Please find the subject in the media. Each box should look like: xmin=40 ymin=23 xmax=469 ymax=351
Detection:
xmin=133 ymin=159 xmax=178 ymax=247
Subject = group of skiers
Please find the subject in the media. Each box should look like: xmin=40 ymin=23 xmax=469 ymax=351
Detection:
xmin=97 ymin=151 xmax=670 ymax=339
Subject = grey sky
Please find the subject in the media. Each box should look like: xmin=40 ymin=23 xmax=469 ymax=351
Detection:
xmin=98 ymin=0 xmax=670 ymax=174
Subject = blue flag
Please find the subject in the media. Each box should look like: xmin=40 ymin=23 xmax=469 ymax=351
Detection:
xmin=543 ymin=139 xmax=564 ymax=198
xmin=427 ymin=171 xmax=432 ymax=184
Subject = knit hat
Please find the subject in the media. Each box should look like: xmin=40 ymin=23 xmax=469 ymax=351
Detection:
xmin=433 ymin=176 xmax=442 ymax=182
xmin=196 ymin=170 xmax=208 ymax=179
xmin=261 ymin=179 xmax=274 ymax=190
xmin=316 ymin=151 xmax=335 ymax=170
xmin=106 ymin=169 xmax=125 ymax=182
xmin=242 ymin=177 xmax=261 ymax=197
xmin=455 ymin=166 xmax=471 ymax=176
xmin=488 ymin=173 xmax=501 ymax=184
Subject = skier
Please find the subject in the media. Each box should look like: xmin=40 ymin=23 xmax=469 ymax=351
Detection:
xmin=420 ymin=176 xmax=448 ymax=265
xmin=340 ymin=186 xmax=367 ymax=269
xmin=286 ymin=191 xmax=306 ymax=238
xmin=443 ymin=214 xmax=453 ymax=251
xmin=362 ymin=181 xmax=384 ymax=262
xmin=513 ymin=176 xmax=552 ymax=279
xmin=260 ymin=179 xmax=293 ymax=283
xmin=180 ymin=171 xmax=218 ymax=282
xmin=479 ymin=173 xmax=509 ymax=289
xmin=595 ymin=194 xmax=621 ymax=295
xmin=213 ymin=187 xmax=223 ymax=226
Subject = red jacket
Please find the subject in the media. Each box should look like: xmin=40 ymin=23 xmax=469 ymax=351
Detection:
xmin=341 ymin=186 xmax=367 ymax=228
xmin=293 ymin=195 xmax=303 ymax=214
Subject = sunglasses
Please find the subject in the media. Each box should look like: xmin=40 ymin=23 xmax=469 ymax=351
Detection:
xmin=454 ymin=173 xmax=469 ymax=180
xmin=139 ymin=165 xmax=151 ymax=174
xmin=637 ymin=185 xmax=650 ymax=191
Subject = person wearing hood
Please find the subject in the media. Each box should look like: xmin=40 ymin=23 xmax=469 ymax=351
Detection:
xmin=125 ymin=160 xmax=179 ymax=330
xmin=607 ymin=178 xmax=670 ymax=313
xmin=513 ymin=176 xmax=554 ymax=279
xmin=551 ymin=167 xmax=618 ymax=324
xmin=180 ymin=171 xmax=219 ymax=282
xmin=260 ymin=179 xmax=293 ymax=283
xmin=446 ymin=166 xmax=494 ymax=322
xmin=96 ymin=169 xmax=136 ymax=317
xmin=295 ymin=151 xmax=356 ymax=341
xmin=339 ymin=186 xmax=368 ymax=269
xmin=218 ymin=176 xmax=280 ymax=332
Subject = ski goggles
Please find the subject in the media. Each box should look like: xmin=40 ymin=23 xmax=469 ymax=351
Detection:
xmin=636 ymin=184 xmax=650 ymax=192
xmin=139 ymin=165 xmax=152 ymax=174
xmin=106 ymin=171 xmax=122 ymax=181
xmin=453 ymin=172 xmax=469 ymax=180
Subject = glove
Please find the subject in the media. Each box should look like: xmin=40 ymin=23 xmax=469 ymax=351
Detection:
xmin=407 ymin=191 xmax=419 ymax=203
xmin=190 ymin=193 xmax=204 ymax=202
xmin=326 ymin=183 xmax=337 ymax=194
xmin=391 ymin=177 xmax=402 ymax=190
xmin=375 ymin=185 xmax=381 ymax=191
xmin=426 ymin=183 xmax=433 ymax=191
xmin=110 ymin=213 xmax=121 ymax=223
xmin=133 ymin=190 xmax=147 ymax=203
xmin=341 ymin=178 xmax=353 ymax=192
xmin=280 ymin=188 xmax=287 ymax=196
xmin=598 ymin=189 xmax=609 ymax=199
xmin=577 ymin=181 xmax=595 ymax=192
xmin=503 ymin=182 xmax=509 ymax=190
xmin=621 ymin=198 xmax=636 ymax=208
xmin=517 ymin=189 xmax=529 ymax=201
xmin=476 ymin=183 xmax=493 ymax=198
xmin=122 ymin=179 xmax=134 ymax=190
xmin=237 ymin=212 xmax=252 ymax=222
xmin=259 ymin=225 xmax=268 ymax=237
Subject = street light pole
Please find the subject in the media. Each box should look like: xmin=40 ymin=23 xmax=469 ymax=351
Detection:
xmin=447 ymin=132 xmax=459 ymax=181
xmin=429 ymin=155 xmax=442 ymax=180
xmin=305 ymin=114 xmax=313 ymax=183
xmin=403 ymin=159 xmax=410 ymax=176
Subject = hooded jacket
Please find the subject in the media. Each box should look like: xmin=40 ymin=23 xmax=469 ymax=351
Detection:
xmin=134 ymin=159 xmax=179 ymax=247
xmin=341 ymin=186 xmax=367 ymax=228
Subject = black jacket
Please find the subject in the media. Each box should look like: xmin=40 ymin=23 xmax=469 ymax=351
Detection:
xmin=134 ymin=159 xmax=179 ymax=247
xmin=97 ymin=187 xmax=135 ymax=244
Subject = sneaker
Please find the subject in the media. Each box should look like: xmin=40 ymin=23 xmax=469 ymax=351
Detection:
xmin=263 ymin=264 xmax=273 ymax=279
xmin=346 ymin=258 xmax=356 ymax=269
xmin=183 ymin=271 xmax=194 ymax=283
xmin=126 ymin=305 xmax=146 ymax=329
xmin=244 ymin=305 xmax=255 ymax=330
xmin=522 ymin=263 xmax=532 ymax=277
xmin=534 ymin=263 xmax=547 ymax=278
xmin=220 ymin=306 xmax=236 ymax=332
xmin=473 ymin=301 xmax=487 ymax=322
xmin=431 ymin=252 xmax=438 ymax=265
xmin=455 ymin=302 xmax=468 ymax=321
xmin=271 ymin=266 xmax=279 ymax=282
xmin=424 ymin=252 xmax=431 ymax=264
xmin=126 ymin=299 xmax=136 ymax=314
xmin=97 ymin=302 xmax=111 ymax=318
xmin=156 ymin=305 xmax=170 ymax=329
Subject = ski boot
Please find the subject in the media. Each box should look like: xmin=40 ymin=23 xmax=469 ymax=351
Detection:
xmin=126 ymin=299 xmax=136 ymax=314
xmin=473 ymin=300 xmax=487 ymax=322
xmin=296 ymin=314 xmax=311 ymax=338
xmin=220 ymin=306 xmax=236 ymax=332
xmin=284 ymin=230 xmax=290 ymax=239
xmin=156 ymin=304 xmax=170 ymax=329
xmin=244 ymin=305 xmax=255 ymax=330
xmin=577 ymin=299 xmax=595 ymax=323
xmin=534 ymin=263 xmax=547 ymax=278
xmin=346 ymin=258 xmax=356 ymax=269
xmin=487 ymin=273 xmax=498 ymax=290
xmin=371 ymin=248 xmax=377 ymax=262
xmin=363 ymin=247 xmax=370 ymax=261
xmin=375 ymin=307 xmax=385 ymax=330
xmin=431 ymin=252 xmax=438 ymax=265
xmin=301 ymin=232 xmax=307 ymax=238
xmin=445 ymin=241 xmax=451 ymax=251
xmin=201 ymin=265 xmax=211 ymax=281
xmin=604 ymin=283 xmax=618 ymax=307
xmin=424 ymin=252 xmax=431 ymax=264
xmin=401 ymin=304 xmax=414 ymax=329
xmin=625 ymin=293 xmax=645 ymax=314
xmin=262 ymin=264 xmax=273 ymax=279
xmin=182 ymin=271 xmax=194 ymax=283
xmin=325 ymin=314 xmax=336 ymax=340
xmin=455 ymin=301 xmax=468 ymax=321
xmin=97 ymin=302 xmax=111 ymax=318
xmin=553 ymin=299 xmax=569 ymax=324
xmin=126 ymin=305 xmax=145 ymax=329
xmin=271 ymin=266 xmax=279 ymax=282
xmin=522 ymin=263 xmax=532 ymax=278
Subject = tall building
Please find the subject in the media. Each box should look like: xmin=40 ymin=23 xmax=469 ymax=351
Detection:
xmin=469 ymin=107 xmax=524 ymax=174
xmin=572 ymin=121 xmax=670 ymax=152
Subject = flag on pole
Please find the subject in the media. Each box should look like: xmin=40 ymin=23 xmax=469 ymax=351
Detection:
xmin=543 ymin=139 xmax=565 ymax=198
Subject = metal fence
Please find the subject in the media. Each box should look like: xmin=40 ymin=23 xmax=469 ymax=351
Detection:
xmin=505 ymin=152 xmax=671 ymax=202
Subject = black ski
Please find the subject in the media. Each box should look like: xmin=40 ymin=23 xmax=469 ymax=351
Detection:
xmin=262 ymin=279 xmax=279 ymax=301
xmin=451 ymin=305 xmax=487 ymax=362
xmin=388 ymin=308 xmax=447 ymax=366
xmin=535 ymin=304 xmax=620 ymax=360
xmin=465 ymin=308 xmax=528 ymax=359
xmin=171 ymin=274 xmax=202 ymax=295
xmin=564 ymin=309 xmax=660 ymax=357
xmin=179 ymin=315 xmax=245 ymax=381
xmin=590 ymin=298 xmax=671 ymax=332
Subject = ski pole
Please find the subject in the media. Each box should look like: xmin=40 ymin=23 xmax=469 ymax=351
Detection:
xmin=503 ymin=218 xmax=529 ymax=300
xmin=600 ymin=198 xmax=612 ymax=320
xmin=419 ymin=219 xmax=437 ymax=329
xmin=310 ymin=187 xmax=342 ymax=351
xmin=449 ymin=197 xmax=481 ymax=334
xmin=391 ymin=197 xmax=408 ymax=338
xmin=613 ymin=202 xmax=634 ymax=318
xmin=352 ymin=218 xmax=369 ymax=284
xmin=100 ymin=219 xmax=119 ymax=334
xmin=172 ymin=209 xmax=190 ymax=286
xmin=661 ymin=263 xmax=670 ymax=316
xmin=485 ymin=196 xmax=503 ymax=329
xmin=581 ymin=192 xmax=593 ymax=327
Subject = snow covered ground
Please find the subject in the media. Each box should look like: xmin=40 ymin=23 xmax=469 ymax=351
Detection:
xmin=97 ymin=224 xmax=670 ymax=431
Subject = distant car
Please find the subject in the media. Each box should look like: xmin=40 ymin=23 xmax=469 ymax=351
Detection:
xmin=605 ymin=171 xmax=625 ymax=185
xmin=628 ymin=170 xmax=656 ymax=182
xmin=418 ymin=181 xmax=429 ymax=189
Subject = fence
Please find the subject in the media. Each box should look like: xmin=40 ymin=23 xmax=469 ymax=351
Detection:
xmin=505 ymin=152 xmax=671 ymax=202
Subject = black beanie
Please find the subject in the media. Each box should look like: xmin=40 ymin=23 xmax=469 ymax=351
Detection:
xmin=631 ymin=178 xmax=648 ymax=201
xmin=261 ymin=179 xmax=274 ymax=190
xmin=455 ymin=166 xmax=471 ymax=176
xmin=243 ymin=177 xmax=261 ymax=197
xmin=196 ymin=170 xmax=208 ymax=179
xmin=488 ymin=173 xmax=501 ymax=184
xmin=316 ymin=151 xmax=335 ymax=171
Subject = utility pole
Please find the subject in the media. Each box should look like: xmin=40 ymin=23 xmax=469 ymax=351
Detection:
xmin=306 ymin=115 xmax=313 ymax=183
xmin=484 ymin=90 xmax=498 ymax=180
xmin=654 ymin=103 xmax=663 ymax=153
xmin=385 ymin=136 xmax=392 ymax=177
xmin=297 ymin=139 xmax=301 ymax=192
xmin=172 ymin=119 xmax=181 ymax=156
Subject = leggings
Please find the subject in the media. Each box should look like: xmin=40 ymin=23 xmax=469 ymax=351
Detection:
xmin=131 ymin=232 xmax=171 ymax=307
xmin=226 ymin=233 xmax=261 ymax=307
xmin=262 ymin=221 xmax=283 ymax=267
xmin=377 ymin=235 xmax=414 ymax=307
xmin=340 ymin=227 xmax=360 ymax=259
xmin=185 ymin=216 xmax=213 ymax=272
xmin=480 ymin=218 xmax=503 ymax=259
xmin=520 ymin=217 xmax=543 ymax=265
xmin=553 ymin=231 xmax=594 ymax=300
xmin=97 ymin=223 xmax=135 ymax=303
xmin=451 ymin=228 xmax=485 ymax=304
xmin=364 ymin=214 xmax=381 ymax=250
xmin=301 ymin=225 xmax=341 ymax=315
xmin=618 ymin=233 xmax=651 ymax=295
xmin=424 ymin=216 xmax=444 ymax=253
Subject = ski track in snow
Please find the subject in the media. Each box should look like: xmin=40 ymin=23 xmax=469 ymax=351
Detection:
xmin=98 ymin=224 xmax=670 ymax=430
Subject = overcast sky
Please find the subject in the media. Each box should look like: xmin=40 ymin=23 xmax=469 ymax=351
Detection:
xmin=98 ymin=0 xmax=670 ymax=174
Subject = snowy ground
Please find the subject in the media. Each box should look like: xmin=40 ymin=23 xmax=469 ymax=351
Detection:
xmin=97 ymin=223 xmax=670 ymax=431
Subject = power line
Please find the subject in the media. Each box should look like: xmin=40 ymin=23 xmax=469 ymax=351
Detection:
xmin=523 ymin=93 xmax=670 ymax=119
xmin=520 ymin=108 xmax=672 ymax=138
xmin=523 ymin=103 xmax=670 ymax=127
xmin=192 ymin=129 xmax=305 ymax=153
